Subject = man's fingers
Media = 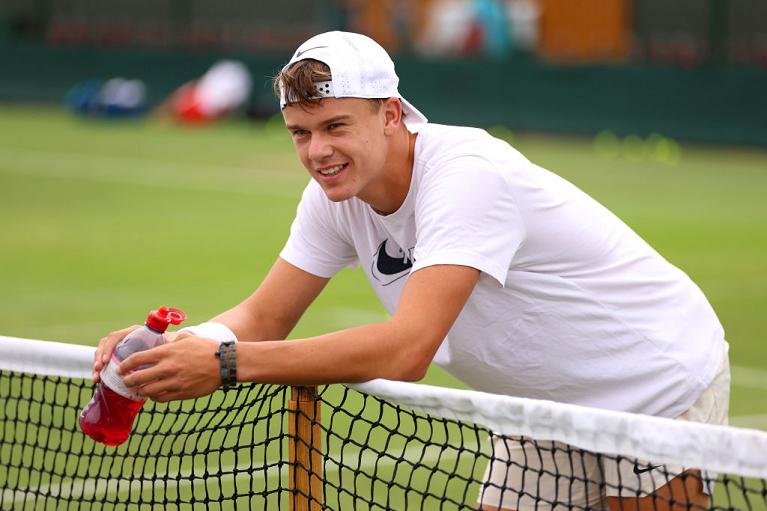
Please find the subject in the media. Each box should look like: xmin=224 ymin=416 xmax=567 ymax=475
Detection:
xmin=107 ymin=337 xmax=219 ymax=403
xmin=150 ymin=391 xmax=175 ymax=403
xmin=120 ymin=350 xmax=160 ymax=378
xmin=121 ymin=362 xmax=164 ymax=388
xmin=94 ymin=324 xmax=141 ymax=366
xmin=135 ymin=379 xmax=178 ymax=401
xmin=92 ymin=324 xmax=141 ymax=382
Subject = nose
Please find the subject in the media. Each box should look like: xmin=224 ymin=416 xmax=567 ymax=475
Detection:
xmin=307 ymin=133 xmax=333 ymax=162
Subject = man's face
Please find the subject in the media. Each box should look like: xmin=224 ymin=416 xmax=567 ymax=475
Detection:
xmin=283 ymin=98 xmax=391 ymax=203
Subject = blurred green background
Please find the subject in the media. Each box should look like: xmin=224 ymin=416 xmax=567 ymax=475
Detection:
xmin=1 ymin=0 xmax=766 ymax=422
xmin=1 ymin=107 xmax=765 ymax=429
xmin=2 ymin=0 xmax=767 ymax=145
xmin=1 ymin=3 xmax=766 ymax=509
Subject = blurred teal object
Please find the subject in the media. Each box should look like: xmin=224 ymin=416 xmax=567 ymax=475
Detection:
xmin=473 ymin=0 xmax=512 ymax=57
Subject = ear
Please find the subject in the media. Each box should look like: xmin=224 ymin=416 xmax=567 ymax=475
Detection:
xmin=382 ymin=97 xmax=403 ymax=135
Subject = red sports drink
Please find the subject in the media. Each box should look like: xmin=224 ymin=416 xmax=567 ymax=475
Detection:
xmin=80 ymin=306 xmax=186 ymax=446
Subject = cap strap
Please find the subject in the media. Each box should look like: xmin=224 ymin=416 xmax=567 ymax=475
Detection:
xmin=280 ymin=81 xmax=335 ymax=110
xmin=312 ymin=81 xmax=334 ymax=98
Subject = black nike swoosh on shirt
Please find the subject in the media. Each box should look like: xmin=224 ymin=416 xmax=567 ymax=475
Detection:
xmin=632 ymin=463 xmax=660 ymax=475
xmin=295 ymin=45 xmax=328 ymax=58
xmin=375 ymin=240 xmax=413 ymax=276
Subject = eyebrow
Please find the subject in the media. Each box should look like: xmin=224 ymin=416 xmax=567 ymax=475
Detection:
xmin=285 ymin=115 xmax=353 ymax=131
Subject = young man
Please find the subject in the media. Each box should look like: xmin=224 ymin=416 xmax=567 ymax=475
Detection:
xmin=93 ymin=31 xmax=729 ymax=510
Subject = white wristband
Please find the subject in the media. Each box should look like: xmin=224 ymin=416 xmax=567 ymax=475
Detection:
xmin=178 ymin=322 xmax=238 ymax=344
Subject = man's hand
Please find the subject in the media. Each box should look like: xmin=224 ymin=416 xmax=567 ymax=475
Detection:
xmin=92 ymin=327 xmax=191 ymax=383
xmin=119 ymin=336 xmax=221 ymax=402
xmin=92 ymin=325 xmax=142 ymax=383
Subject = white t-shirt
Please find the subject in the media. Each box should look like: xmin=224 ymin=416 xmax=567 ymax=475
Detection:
xmin=280 ymin=123 xmax=725 ymax=418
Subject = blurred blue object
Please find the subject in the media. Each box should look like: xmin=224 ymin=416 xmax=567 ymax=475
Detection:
xmin=473 ymin=0 xmax=512 ymax=57
xmin=64 ymin=79 xmax=102 ymax=113
xmin=65 ymin=78 xmax=148 ymax=118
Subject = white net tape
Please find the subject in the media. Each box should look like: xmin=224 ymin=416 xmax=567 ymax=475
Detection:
xmin=3 ymin=335 xmax=767 ymax=480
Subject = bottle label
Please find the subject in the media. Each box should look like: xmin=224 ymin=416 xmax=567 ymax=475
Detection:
xmin=100 ymin=357 xmax=144 ymax=402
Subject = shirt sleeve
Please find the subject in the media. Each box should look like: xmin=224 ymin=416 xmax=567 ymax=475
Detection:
xmin=411 ymin=156 xmax=524 ymax=286
xmin=279 ymin=181 xmax=359 ymax=278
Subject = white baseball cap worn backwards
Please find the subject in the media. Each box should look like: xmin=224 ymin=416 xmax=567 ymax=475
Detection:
xmin=279 ymin=31 xmax=428 ymax=126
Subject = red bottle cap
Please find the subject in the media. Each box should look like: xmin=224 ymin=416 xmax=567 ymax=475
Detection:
xmin=145 ymin=306 xmax=186 ymax=333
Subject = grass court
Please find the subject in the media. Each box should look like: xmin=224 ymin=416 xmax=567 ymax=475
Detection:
xmin=1 ymin=106 xmax=766 ymax=508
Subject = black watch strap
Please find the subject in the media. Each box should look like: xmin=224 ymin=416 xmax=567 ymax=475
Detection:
xmin=215 ymin=341 xmax=237 ymax=389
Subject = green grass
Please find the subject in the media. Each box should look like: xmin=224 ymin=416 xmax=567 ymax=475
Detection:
xmin=1 ymin=107 xmax=765 ymax=396
xmin=1 ymin=106 xmax=766 ymax=508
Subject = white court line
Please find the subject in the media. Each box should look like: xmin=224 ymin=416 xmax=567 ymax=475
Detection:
xmin=730 ymin=414 xmax=767 ymax=430
xmin=4 ymin=145 xmax=766 ymax=389
xmin=0 ymin=145 xmax=303 ymax=181
xmin=10 ymin=308 xmax=390 ymax=345
xmin=730 ymin=360 xmax=767 ymax=431
xmin=731 ymin=365 xmax=767 ymax=391
xmin=0 ymin=145 xmax=305 ymax=198
xmin=8 ymin=444 xmax=478 ymax=505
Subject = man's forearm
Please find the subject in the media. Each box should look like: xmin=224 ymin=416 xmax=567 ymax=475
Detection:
xmin=232 ymin=265 xmax=478 ymax=386
xmin=235 ymin=320 xmax=436 ymax=385
xmin=211 ymin=304 xmax=295 ymax=342
xmin=119 ymin=265 xmax=476 ymax=402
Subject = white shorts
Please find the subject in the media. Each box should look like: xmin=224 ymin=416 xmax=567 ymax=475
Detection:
xmin=478 ymin=347 xmax=731 ymax=510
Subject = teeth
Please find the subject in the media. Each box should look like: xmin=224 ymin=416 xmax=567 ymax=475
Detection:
xmin=319 ymin=164 xmax=345 ymax=176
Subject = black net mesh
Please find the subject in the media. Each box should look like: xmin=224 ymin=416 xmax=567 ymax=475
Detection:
xmin=1 ymin=371 xmax=290 ymax=510
xmin=2 ymin=370 xmax=766 ymax=510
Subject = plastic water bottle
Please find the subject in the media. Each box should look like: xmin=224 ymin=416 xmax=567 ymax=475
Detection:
xmin=79 ymin=306 xmax=186 ymax=446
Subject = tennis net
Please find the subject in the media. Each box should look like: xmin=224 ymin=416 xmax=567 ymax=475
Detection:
xmin=1 ymin=335 xmax=766 ymax=510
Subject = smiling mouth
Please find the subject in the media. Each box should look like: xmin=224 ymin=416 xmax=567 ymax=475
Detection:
xmin=318 ymin=163 xmax=348 ymax=176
